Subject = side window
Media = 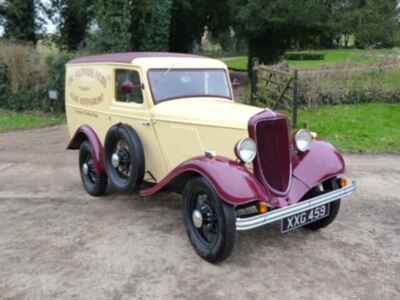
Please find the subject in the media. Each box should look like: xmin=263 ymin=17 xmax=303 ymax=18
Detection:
xmin=115 ymin=69 xmax=143 ymax=104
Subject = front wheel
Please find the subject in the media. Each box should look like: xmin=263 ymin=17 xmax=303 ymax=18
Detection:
xmin=304 ymin=179 xmax=341 ymax=230
xmin=183 ymin=177 xmax=236 ymax=263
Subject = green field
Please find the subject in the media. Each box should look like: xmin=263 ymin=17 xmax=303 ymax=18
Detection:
xmin=0 ymin=110 xmax=65 ymax=133
xmin=298 ymin=103 xmax=400 ymax=153
xmin=224 ymin=48 xmax=400 ymax=70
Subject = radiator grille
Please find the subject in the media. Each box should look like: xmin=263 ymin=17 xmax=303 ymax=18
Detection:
xmin=254 ymin=118 xmax=291 ymax=193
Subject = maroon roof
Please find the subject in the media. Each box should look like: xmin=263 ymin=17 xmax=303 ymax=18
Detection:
xmin=68 ymin=52 xmax=202 ymax=64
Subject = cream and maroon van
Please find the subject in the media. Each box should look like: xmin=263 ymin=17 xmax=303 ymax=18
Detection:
xmin=66 ymin=52 xmax=356 ymax=263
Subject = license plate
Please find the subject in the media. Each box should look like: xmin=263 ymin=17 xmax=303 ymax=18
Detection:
xmin=281 ymin=204 xmax=330 ymax=233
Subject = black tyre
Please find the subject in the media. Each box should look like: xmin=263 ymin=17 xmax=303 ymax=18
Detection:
xmin=304 ymin=179 xmax=341 ymax=230
xmin=104 ymin=124 xmax=145 ymax=193
xmin=183 ymin=177 xmax=236 ymax=263
xmin=79 ymin=141 xmax=108 ymax=196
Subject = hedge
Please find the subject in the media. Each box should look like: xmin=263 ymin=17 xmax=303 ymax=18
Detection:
xmin=0 ymin=47 xmax=77 ymax=112
xmin=46 ymin=52 xmax=78 ymax=112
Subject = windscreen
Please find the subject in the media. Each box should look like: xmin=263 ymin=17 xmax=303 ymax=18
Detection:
xmin=148 ymin=69 xmax=231 ymax=103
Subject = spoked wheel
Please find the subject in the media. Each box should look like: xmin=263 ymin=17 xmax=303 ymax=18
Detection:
xmin=79 ymin=141 xmax=107 ymax=196
xmin=183 ymin=177 xmax=236 ymax=263
xmin=104 ymin=125 xmax=145 ymax=193
xmin=111 ymin=140 xmax=132 ymax=183
xmin=190 ymin=193 xmax=220 ymax=246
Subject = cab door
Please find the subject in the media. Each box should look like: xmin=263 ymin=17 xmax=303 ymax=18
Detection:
xmin=108 ymin=67 xmax=167 ymax=182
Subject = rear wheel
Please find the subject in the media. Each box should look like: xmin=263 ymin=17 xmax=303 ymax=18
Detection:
xmin=183 ymin=177 xmax=236 ymax=263
xmin=79 ymin=141 xmax=107 ymax=196
xmin=304 ymin=179 xmax=341 ymax=230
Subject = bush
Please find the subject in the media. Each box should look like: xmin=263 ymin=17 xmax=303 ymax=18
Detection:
xmin=0 ymin=41 xmax=78 ymax=112
xmin=0 ymin=41 xmax=48 ymax=94
xmin=298 ymin=66 xmax=400 ymax=107
xmin=46 ymin=52 xmax=78 ymax=112
xmin=0 ymin=41 xmax=49 ymax=111
xmin=0 ymin=64 xmax=9 ymax=106
xmin=284 ymin=52 xmax=325 ymax=61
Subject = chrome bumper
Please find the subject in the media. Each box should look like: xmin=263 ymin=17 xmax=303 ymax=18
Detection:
xmin=236 ymin=181 xmax=357 ymax=231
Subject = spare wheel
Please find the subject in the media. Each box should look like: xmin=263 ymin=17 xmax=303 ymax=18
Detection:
xmin=104 ymin=124 xmax=145 ymax=193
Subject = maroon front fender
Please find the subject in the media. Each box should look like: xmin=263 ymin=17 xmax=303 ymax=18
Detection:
xmin=140 ymin=156 xmax=269 ymax=206
xmin=293 ymin=140 xmax=345 ymax=189
xmin=67 ymin=125 xmax=105 ymax=173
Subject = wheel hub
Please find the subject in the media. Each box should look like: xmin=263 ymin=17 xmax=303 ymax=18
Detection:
xmin=82 ymin=163 xmax=89 ymax=176
xmin=111 ymin=153 xmax=120 ymax=168
xmin=192 ymin=209 xmax=203 ymax=228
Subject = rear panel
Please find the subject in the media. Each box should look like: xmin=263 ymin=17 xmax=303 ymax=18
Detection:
xmin=65 ymin=64 xmax=113 ymax=143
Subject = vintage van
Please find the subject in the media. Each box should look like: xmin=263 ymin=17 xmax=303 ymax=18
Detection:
xmin=65 ymin=52 xmax=356 ymax=263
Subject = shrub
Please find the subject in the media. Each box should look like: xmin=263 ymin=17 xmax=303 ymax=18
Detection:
xmin=0 ymin=41 xmax=49 ymax=111
xmin=0 ymin=41 xmax=48 ymax=94
xmin=46 ymin=52 xmax=78 ymax=112
xmin=0 ymin=64 xmax=9 ymax=106
xmin=298 ymin=65 xmax=400 ymax=107
xmin=0 ymin=41 xmax=78 ymax=112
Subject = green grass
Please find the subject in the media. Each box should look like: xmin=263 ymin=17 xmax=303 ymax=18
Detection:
xmin=225 ymin=56 xmax=248 ymax=71
xmin=0 ymin=110 xmax=65 ymax=133
xmin=298 ymin=103 xmax=400 ymax=153
xmin=224 ymin=48 xmax=400 ymax=71
xmin=288 ymin=49 xmax=377 ymax=69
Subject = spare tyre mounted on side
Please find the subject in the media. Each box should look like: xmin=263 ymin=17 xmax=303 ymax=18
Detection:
xmin=104 ymin=124 xmax=145 ymax=193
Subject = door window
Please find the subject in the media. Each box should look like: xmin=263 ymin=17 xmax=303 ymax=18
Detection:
xmin=115 ymin=69 xmax=143 ymax=104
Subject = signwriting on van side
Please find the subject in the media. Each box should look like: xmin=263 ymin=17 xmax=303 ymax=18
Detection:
xmin=68 ymin=68 xmax=107 ymax=105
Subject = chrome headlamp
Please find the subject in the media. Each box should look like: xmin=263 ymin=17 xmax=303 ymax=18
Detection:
xmin=235 ymin=138 xmax=257 ymax=164
xmin=294 ymin=129 xmax=314 ymax=152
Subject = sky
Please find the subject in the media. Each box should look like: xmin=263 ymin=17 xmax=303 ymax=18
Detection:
xmin=0 ymin=0 xmax=56 ymax=36
xmin=42 ymin=0 xmax=57 ymax=34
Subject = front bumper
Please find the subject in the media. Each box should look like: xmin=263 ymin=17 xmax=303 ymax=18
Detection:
xmin=236 ymin=181 xmax=357 ymax=231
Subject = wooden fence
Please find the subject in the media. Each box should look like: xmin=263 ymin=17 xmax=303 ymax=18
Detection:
xmin=250 ymin=59 xmax=299 ymax=128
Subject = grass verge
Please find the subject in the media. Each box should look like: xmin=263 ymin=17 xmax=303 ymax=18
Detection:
xmin=298 ymin=103 xmax=400 ymax=153
xmin=0 ymin=110 xmax=65 ymax=133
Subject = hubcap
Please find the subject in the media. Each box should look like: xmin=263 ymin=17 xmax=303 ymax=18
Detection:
xmin=82 ymin=163 xmax=89 ymax=176
xmin=192 ymin=209 xmax=203 ymax=228
xmin=111 ymin=153 xmax=120 ymax=168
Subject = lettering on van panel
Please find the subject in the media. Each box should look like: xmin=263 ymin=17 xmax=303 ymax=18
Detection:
xmin=74 ymin=108 xmax=99 ymax=118
xmin=68 ymin=68 xmax=108 ymax=106
xmin=70 ymin=68 xmax=107 ymax=88
xmin=70 ymin=92 xmax=104 ymax=105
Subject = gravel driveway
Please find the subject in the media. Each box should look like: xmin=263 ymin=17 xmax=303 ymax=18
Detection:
xmin=0 ymin=126 xmax=399 ymax=300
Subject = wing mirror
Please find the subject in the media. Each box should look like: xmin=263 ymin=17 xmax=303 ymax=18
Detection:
xmin=231 ymin=77 xmax=241 ymax=89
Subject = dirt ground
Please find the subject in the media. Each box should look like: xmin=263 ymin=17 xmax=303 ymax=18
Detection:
xmin=0 ymin=125 xmax=399 ymax=300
